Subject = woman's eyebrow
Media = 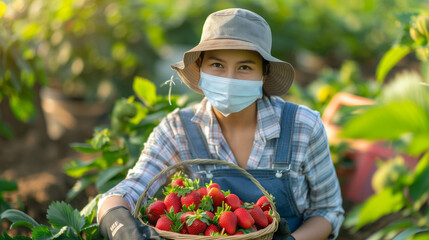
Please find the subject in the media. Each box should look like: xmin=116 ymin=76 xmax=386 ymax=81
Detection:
xmin=207 ymin=56 xmax=257 ymax=64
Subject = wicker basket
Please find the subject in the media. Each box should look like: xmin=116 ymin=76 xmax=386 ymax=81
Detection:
xmin=133 ymin=159 xmax=281 ymax=240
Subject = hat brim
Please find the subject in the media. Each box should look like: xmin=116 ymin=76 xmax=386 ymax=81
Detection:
xmin=171 ymin=39 xmax=294 ymax=96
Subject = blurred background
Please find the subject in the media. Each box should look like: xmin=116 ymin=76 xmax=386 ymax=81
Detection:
xmin=1 ymin=0 xmax=429 ymax=239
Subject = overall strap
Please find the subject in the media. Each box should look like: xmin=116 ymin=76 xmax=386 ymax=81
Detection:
xmin=178 ymin=107 xmax=211 ymax=159
xmin=274 ymin=102 xmax=299 ymax=167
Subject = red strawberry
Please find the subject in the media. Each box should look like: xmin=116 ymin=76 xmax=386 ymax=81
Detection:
xmin=248 ymin=205 xmax=268 ymax=228
xmin=225 ymin=194 xmax=241 ymax=210
xmin=264 ymin=210 xmax=273 ymax=224
xmin=172 ymin=178 xmax=185 ymax=187
xmin=180 ymin=211 xmax=194 ymax=224
xmin=208 ymin=187 xmax=225 ymax=207
xmin=205 ymin=211 xmax=215 ymax=220
xmin=180 ymin=227 xmax=188 ymax=234
xmin=207 ymin=182 xmax=221 ymax=191
xmin=204 ymin=223 xmax=220 ymax=236
xmin=181 ymin=190 xmax=201 ymax=210
xmin=155 ymin=215 xmax=173 ymax=231
xmin=234 ymin=231 xmax=244 ymax=235
xmin=234 ymin=207 xmax=255 ymax=229
xmin=164 ymin=192 xmax=181 ymax=214
xmin=256 ymin=195 xmax=272 ymax=211
xmin=145 ymin=200 xmax=166 ymax=225
xmin=219 ymin=211 xmax=237 ymax=235
xmin=186 ymin=213 xmax=209 ymax=235
xmin=197 ymin=187 xmax=208 ymax=198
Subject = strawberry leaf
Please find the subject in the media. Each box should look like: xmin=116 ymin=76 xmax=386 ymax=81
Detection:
xmin=199 ymin=195 xmax=214 ymax=212
xmin=46 ymin=201 xmax=85 ymax=233
xmin=182 ymin=204 xmax=196 ymax=212
xmin=222 ymin=190 xmax=230 ymax=197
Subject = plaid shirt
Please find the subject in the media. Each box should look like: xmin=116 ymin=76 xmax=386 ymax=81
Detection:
xmin=99 ymin=96 xmax=344 ymax=239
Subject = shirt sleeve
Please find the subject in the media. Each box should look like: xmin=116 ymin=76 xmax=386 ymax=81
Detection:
xmin=97 ymin=109 xmax=182 ymax=215
xmin=302 ymin=115 xmax=345 ymax=239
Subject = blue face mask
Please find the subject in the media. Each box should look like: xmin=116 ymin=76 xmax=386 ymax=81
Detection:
xmin=198 ymin=72 xmax=263 ymax=117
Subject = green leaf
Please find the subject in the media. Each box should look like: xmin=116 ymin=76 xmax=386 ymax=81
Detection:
xmin=46 ymin=201 xmax=85 ymax=233
xmin=0 ymin=209 xmax=40 ymax=229
xmin=31 ymin=225 xmax=53 ymax=240
xmin=368 ymin=219 xmax=414 ymax=240
xmin=409 ymin=153 xmax=429 ymax=202
xmin=393 ymin=227 xmax=429 ymax=240
xmin=64 ymin=159 xmax=97 ymax=178
xmin=9 ymin=95 xmax=35 ymax=122
xmin=355 ymin=188 xmax=405 ymax=229
xmin=133 ymin=76 xmax=157 ymax=107
xmin=80 ymin=195 xmax=99 ymax=226
xmin=376 ymin=45 xmax=412 ymax=83
xmin=0 ymin=179 xmax=18 ymax=192
xmin=66 ymin=175 xmax=96 ymax=201
xmin=95 ymin=165 xmax=125 ymax=190
xmin=10 ymin=221 xmax=35 ymax=230
xmin=69 ymin=143 xmax=99 ymax=154
xmin=90 ymin=129 xmax=112 ymax=150
xmin=340 ymin=101 xmax=429 ymax=140
xmin=413 ymin=232 xmax=429 ymax=240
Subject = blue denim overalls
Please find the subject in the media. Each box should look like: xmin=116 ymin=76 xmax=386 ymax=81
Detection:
xmin=178 ymin=102 xmax=303 ymax=233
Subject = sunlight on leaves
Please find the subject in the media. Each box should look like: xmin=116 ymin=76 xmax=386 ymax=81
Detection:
xmin=376 ymin=45 xmax=412 ymax=83
xmin=133 ymin=76 xmax=157 ymax=107
xmin=356 ymin=188 xmax=405 ymax=230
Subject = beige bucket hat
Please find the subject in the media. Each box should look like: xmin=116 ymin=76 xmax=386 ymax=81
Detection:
xmin=171 ymin=8 xmax=295 ymax=96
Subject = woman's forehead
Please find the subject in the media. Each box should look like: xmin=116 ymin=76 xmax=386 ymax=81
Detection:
xmin=203 ymin=49 xmax=262 ymax=62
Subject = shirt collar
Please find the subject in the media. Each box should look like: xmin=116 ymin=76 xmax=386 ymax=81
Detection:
xmin=191 ymin=96 xmax=282 ymax=144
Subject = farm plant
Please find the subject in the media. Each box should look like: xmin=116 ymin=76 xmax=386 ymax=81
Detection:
xmin=63 ymin=76 xmax=193 ymax=200
xmin=342 ymin=9 xmax=429 ymax=240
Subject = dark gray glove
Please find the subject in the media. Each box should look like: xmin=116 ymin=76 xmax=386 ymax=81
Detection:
xmin=99 ymin=206 xmax=164 ymax=240
xmin=273 ymin=218 xmax=296 ymax=240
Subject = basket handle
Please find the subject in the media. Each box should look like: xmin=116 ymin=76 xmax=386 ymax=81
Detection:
xmin=132 ymin=158 xmax=280 ymax=222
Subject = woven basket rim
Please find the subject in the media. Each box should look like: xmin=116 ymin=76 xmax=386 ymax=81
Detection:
xmin=140 ymin=216 xmax=278 ymax=239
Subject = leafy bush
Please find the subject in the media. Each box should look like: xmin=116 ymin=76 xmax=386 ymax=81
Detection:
xmin=341 ymin=9 xmax=429 ymax=239
xmin=0 ymin=1 xmax=46 ymax=139
xmin=1 ymin=197 xmax=102 ymax=240
xmin=64 ymin=76 xmax=197 ymax=200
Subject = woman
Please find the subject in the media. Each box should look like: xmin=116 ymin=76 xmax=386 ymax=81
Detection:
xmin=98 ymin=8 xmax=344 ymax=240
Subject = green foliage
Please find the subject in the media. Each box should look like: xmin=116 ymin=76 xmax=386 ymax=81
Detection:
xmin=341 ymin=72 xmax=429 ymax=156
xmin=0 ymin=2 xmax=46 ymax=139
xmin=64 ymin=77 xmax=191 ymax=200
xmin=0 ymin=197 xmax=103 ymax=240
xmin=0 ymin=179 xmax=18 ymax=213
xmin=342 ymin=9 xmax=429 ymax=237
xmin=377 ymin=10 xmax=429 ymax=83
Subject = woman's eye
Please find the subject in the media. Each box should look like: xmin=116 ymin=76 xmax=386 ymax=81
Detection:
xmin=212 ymin=63 xmax=223 ymax=68
xmin=239 ymin=65 xmax=251 ymax=70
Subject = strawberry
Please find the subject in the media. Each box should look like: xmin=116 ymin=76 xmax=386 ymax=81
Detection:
xmin=180 ymin=211 xmax=194 ymax=224
xmin=186 ymin=212 xmax=210 ymax=235
xmin=207 ymin=182 xmax=221 ymax=191
xmin=219 ymin=211 xmax=237 ymax=235
xmin=155 ymin=216 xmax=173 ymax=231
xmin=180 ymin=227 xmax=188 ymax=234
xmin=204 ymin=223 xmax=220 ymax=236
xmin=172 ymin=178 xmax=185 ymax=187
xmin=256 ymin=195 xmax=273 ymax=211
xmin=208 ymin=187 xmax=225 ymax=207
xmin=225 ymin=194 xmax=241 ymax=210
xmin=234 ymin=207 xmax=255 ymax=229
xmin=264 ymin=210 xmax=273 ymax=224
xmin=197 ymin=186 xmax=208 ymax=198
xmin=205 ymin=211 xmax=215 ymax=220
xmin=181 ymin=190 xmax=201 ymax=210
xmin=164 ymin=192 xmax=181 ymax=214
xmin=234 ymin=231 xmax=244 ymax=235
xmin=248 ymin=205 xmax=268 ymax=228
xmin=145 ymin=200 xmax=166 ymax=225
